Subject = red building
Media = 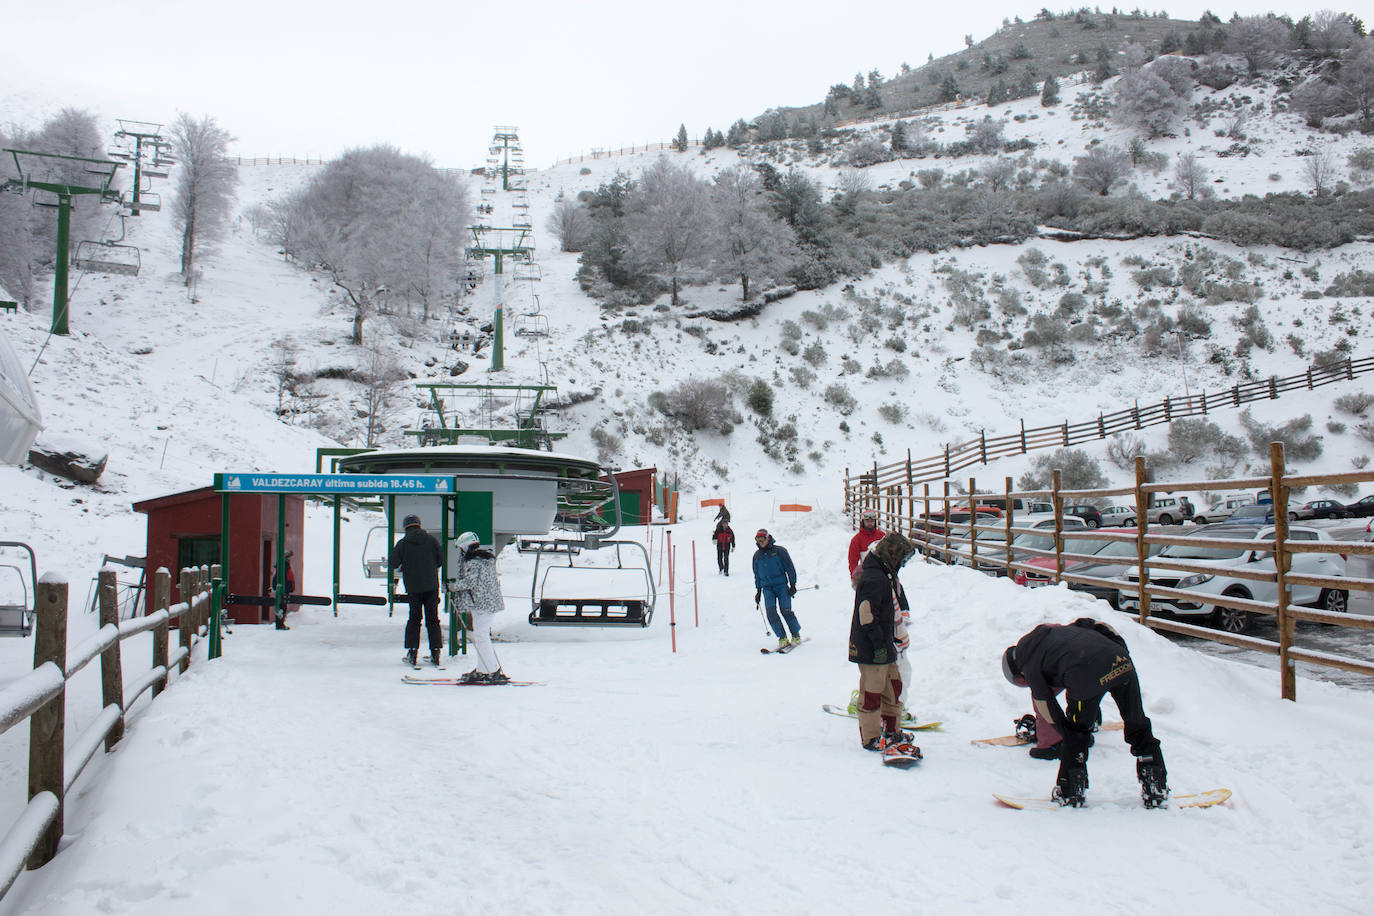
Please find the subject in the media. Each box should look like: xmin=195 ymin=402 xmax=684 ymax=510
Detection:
xmin=132 ymin=486 xmax=304 ymax=623
xmin=603 ymin=467 xmax=655 ymax=526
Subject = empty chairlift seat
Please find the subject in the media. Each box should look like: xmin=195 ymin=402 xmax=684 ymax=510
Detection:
xmin=521 ymin=536 xmax=655 ymax=628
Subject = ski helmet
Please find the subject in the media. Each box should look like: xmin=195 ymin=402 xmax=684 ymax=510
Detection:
xmin=1002 ymin=645 xmax=1026 ymax=686
xmin=860 ymin=508 xmax=879 ymax=524
xmin=402 ymin=514 xmax=422 ymax=529
xmin=456 ymin=531 xmax=480 ymax=553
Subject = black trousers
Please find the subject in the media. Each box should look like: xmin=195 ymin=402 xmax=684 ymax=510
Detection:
xmin=716 ymin=544 xmax=730 ymax=573
xmin=1060 ymin=665 xmax=1160 ymax=766
xmin=404 ymin=588 xmax=443 ymax=652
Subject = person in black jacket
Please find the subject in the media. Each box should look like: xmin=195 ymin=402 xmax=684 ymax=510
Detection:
xmin=1002 ymin=619 xmax=1168 ymax=808
xmin=711 ymin=520 xmax=735 ymax=575
xmin=849 ymin=531 xmax=918 ymax=752
xmin=389 ymin=514 xmax=445 ymax=667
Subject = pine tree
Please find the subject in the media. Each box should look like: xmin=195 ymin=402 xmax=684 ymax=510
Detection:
xmin=674 ymin=123 xmax=689 ymax=152
xmin=1041 ymin=74 xmax=1061 ymax=106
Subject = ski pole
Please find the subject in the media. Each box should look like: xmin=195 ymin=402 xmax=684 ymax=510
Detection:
xmin=756 ymin=597 xmax=770 ymax=635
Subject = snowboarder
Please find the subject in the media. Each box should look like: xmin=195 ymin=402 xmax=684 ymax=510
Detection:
xmin=849 ymin=531 xmax=918 ymax=752
xmin=712 ymin=520 xmax=735 ymax=575
xmin=270 ymin=549 xmax=295 ymax=630
xmin=752 ymin=528 xmax=800 ymax=649
xmin=451 ymin=531 xmax=510 ymax=684
xmin=847 ymin=507 xmax=885 ymax=586
xmin=1001 ymin=619 xmax=1168 ymax=808
xmin=389 ymin=514 xmax=445 ymax=668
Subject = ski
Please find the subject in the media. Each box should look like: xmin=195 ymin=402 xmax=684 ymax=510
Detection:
xmin=993 ymin=788 xmax=1230 ymax=810
xmin=821 ymin=705 xmax=942 ymax=731
xmin=761 ymin=637 xmax=810 ymax=654
xmin=401 ymin=675 xmax=540 ymax=686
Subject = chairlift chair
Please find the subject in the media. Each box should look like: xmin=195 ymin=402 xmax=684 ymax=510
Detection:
xmin=522 ymin=534 xmax=656 ymax=627
xmin=73 ymin=239 xmax=140 ymax=276
xmin=362 ymin=525 xmax=390 ymax=578
xmin=134 ymin=191 xmax=161 ymax=212
xmin=142 ymin=164 xmax=169 ymax=179
xmin=0 ymin=541 xmax=38 ymax=637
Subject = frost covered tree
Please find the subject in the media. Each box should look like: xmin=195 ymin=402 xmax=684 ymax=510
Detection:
xmin=1073 ymin=145 xmax=1132 ymax=195
xmin=1041 ymin=75 xmax=1061 ymax=106
xmin=1174 ymin=152 xmax=1210 ymax=200
xmin=1226 ymin=14 xmax=1291 ymax=74
xmin=673 ymin=124 xmax=689 ymax=152
xmin=1338 ymin=38 xmax=1374 ymax=124
xmin=712 ymin=165 xmax=798 ymax=301
xmin=170 ymin=112 xmax=238 ymax=286
xmin=274 ymin=145 xmax=471 ymax=343
xmin=1113 ymin=69 xmax=1188 ymax=137
xmin=546 ymin=198 xmax=591 ymax=252
xmin=624 ymin=157 xmax=715 ymax=307
xmin=768 ymin=168 xmax=829 ymax=248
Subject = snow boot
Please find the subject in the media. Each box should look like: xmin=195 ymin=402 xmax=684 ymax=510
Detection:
xmin=1028 ymin=743 xmax=1061 ymax=761
xmin=1137 ymin=752 xmax=1170 ymax=809
xmin=777 ymin=636 xmax=789 ymax=651
xmin=459 ymin=669 xmax=487 ymax=684
xmin=429 ymin=649 xmax=442 ymax=667
xmin=486 ymin=669 xmax=511 ymax=685
xmin=405 ymin=648 xmax=418 ymax=667
xmin=1052 ymin=761 xmax=1088 ymax=808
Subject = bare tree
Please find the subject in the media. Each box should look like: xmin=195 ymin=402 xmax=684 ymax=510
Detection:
xmin=981 ymin=158 xmax=1016 ymax=193
xmin=1337 ymin=38 xmax=1374 ymax=124
xmin=1073 ymin=145 xmax=1132 ymax=195
xmin=359 ymin=343 xmax=407 ymax=448
xmin=624 ymin=157 xmax=715 ymax=307
xmin=1174 ymin=153 xmax=1210 ymax=200
xmin=1303 ymin=145 xmax=1337 ymax=195
xmin=967 ymin=117 xmax=1005 ymax=154
xmin=275 ymin=146 xmax=470 ymax=343
xmin=1307 ymin=10 xmax=1359 ymax=56
xmin=712 ymin=165 xmax=798 ymax=302
xmin=545 ymin=197 xmax=591 ymax=252
xmin=170 ymin=112 xmax=238 ymax=286
xmin=1226 ymin=15 xmax=1291 ymax=74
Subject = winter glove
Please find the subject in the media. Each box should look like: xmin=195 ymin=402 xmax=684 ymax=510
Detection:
xmin=787 ymin=584 xmax=797 ymax=597
xmin=864 ymin=624 xmax=888 ymax=663
xmin=754 ymin=590 xmax=762 ymax=604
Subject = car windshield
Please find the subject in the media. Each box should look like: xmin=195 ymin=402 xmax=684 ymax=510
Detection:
xmin=1091 ymin=539 xmax=1146 ymax=559
xmin=1062 ymin=537 xmax=1111 ymax=555
xmin=1011 ymin=533 xmax=1056 ymax=551
xmin=1160 ymin=532 xmax=1250 ymax=560
xmin=1229 ymin=505 xmax=1271 ymax=520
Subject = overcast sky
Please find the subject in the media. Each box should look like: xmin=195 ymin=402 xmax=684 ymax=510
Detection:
xmin=4 ymin=1 xmax=1343 ymax=169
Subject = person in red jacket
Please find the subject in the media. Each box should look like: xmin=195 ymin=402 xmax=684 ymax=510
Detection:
xmin=848 ymin=508 xmax=885 ymax=585
xmin=711 ymin=520 xmax=735 ymax=575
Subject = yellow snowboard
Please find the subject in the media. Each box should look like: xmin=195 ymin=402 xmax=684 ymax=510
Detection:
xmin=993 ymin=788 xmax=1231 ymax=810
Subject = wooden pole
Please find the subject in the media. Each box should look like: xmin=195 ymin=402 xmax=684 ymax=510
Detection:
xmin=1270 ymin=442 xmax=1295 ymax=701
xmin=97 ymin=568 xmax=126 ymax=751
xmin=28 ymin=577 xmax=66 ymax=869
xmin=667 ymin=531 xmax=677 ymax=653
xmin=1052 ymin=469 xmax=1064 ymax=584
xmin=152 ymin=569 xmax=170 ymax=698
xmin=1133 ymin=456 xmax=1150 ymax=626
xmin=178 ymin=569 xmax=193 ymax=675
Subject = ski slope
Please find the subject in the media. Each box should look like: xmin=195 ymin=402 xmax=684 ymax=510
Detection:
xmin=1 ymin=495 xmax=1371 ymax=914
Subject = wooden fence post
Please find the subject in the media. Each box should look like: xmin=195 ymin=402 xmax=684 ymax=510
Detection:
xmin=1133 ymin=400 xmax=1141 ymax=429
xmin=905 ymin=451 xmax=914 ymax=534
xmin=1052 ymin=469 xmax=1065 ymax=584
xmin=1003 ymin=477 xmax=1014 ymax=573
xmin=152 ymin=569 xmax=170 ymax=699
xmin=28 ymin=578 xmax=66 ymax=869
xmin=1098 ymin=413 xmax=1105 ymax=438
xmin=178 ymin=570 xmax=193 ymax=674
xmin=1270 ymin=442 xmax=1296 ymax=702
xmin=1232 ymin=384 xmax=1240 ymax=407
xmin=1061 ymin=421 xmax=1069 ymax=446
xmin=97 ymin=569 xmax=126 ymax=751
xmin=1269 ymin=376 xmax=1278 ymax=399
xmin=979 ymin=431 xmax=987 ymax=465
xmin=1133 ymin=456 xmax=1150 ymax=626
xmin=1020 ymin=419 xmax=1027 ymax=454
xmin=1164 ymin=396 xmax=1171 ymax=422
xmin=1201 ymin=389 xmax=1208 ymax=415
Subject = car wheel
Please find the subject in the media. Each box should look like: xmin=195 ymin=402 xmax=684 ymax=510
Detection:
xmin=1213 ymin=588 xmax=1253 ymax=634
xmin=1193 ymin=515 xmax=1208 ymax=525
xmin=1318 ymin=588 xmax=1349 ymax=615
xmin=1158 ymin=513 xmax=1174 ymax=525
xmin=1086 ymin=519 xmax=1099 ymax=529
xmin=1288 ymin=511 xmax=1298 ymax=521
xmin=1123 ymin=517 xmax=1136 ymax=527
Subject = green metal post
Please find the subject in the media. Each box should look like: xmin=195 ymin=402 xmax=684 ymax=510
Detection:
xmin=52 ymin=193 xmax=71 ymax=335
xmin=386 ymin=496 xmax=395 ymax=617
xmin=332 ymin=495 xmax=341 ymax=617
xmin=209 ymin=579 xmax=223 ymax=659
xmin=130 ymin=137 xmax=143 ymax=215
xmin=276 ymin=495 xmax=286 ymax=623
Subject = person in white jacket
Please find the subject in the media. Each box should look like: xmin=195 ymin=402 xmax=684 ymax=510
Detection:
xmin=451 ymin=531 xmax=510 ymax=684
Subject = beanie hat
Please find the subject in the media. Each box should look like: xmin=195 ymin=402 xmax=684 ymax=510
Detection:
xmin=402 ymin=514 xmax=422 ymax=528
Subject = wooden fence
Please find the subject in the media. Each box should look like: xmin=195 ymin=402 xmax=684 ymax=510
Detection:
xmin=0 ymin=565 xmax=214 ymax=901
xmin=845 ymin=355 xmax=1373 ymax=499
xmin=849 ymin=446 xmax=1374 ymax=700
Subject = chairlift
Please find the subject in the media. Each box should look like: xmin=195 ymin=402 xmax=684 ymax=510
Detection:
xmin=142 ymin=164 xmax=169 ymax=179
xmin=512 ymin=263 xmax=541 ymax=282
xmin=362 ymin=525 xmax=391 ymax=578
xmin=0 ymin=541 xmax=38 ymax=637
xmin=81 ymin=555 xmax=146 ymax=620
xmin=133 ymin=191 xmax=161 ymax=212
xmin=522 ymin=534 xmax=655 ymax=627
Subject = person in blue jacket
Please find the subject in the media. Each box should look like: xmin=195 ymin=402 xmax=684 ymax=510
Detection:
xmin=752 ymin=528 xmax=801 ymax=649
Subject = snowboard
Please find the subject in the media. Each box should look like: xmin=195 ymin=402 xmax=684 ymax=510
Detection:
xmin=993 ymin=788 xmax=1231 ymax=810
xmin=401 ymin=675 xmax=539 ymax=687
xmin=821 ymin=705 xmax=943 ymax=731
xmin=761 ymin=637 xmax=810 ymax=654
xmin=882 ymin=741 xmax=923 ymax=768
xmin=971 ymin=721 xmax=1123 ymax=747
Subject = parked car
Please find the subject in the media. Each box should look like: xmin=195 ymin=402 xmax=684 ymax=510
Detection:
xmin=1117 ymin=523 xmax=1348 ymax=634
xmin=1065 ymin=504 xmax=1104 ymax=528
xmin=975 ymin=496 xmax=1053 ymax=516
xmin=1191 ymin=493 xmax=1256 ymax=525
xmin=1143 ymin=496 xmax=1194 ymax=525
xmin=1210 ymin=503 xmax=1277 ymax=526
xmin=1291 ymin=499 xmax=1351 ymax=520
xmin=954 ymin=515 xmax=1088 ymax=574
xmin=1100 ymin=505 xmax=1136 ymax=527
xmin=1347 ymin=494 xmax=1374 ymax=518
xmin=1011 ymin=533 xmax=1117 ymax=587
xmin=1063 ymin=536 xmax=1170 ymax=608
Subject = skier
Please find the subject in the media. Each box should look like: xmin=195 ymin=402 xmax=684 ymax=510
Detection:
xmin=847 ymin=507 xmax=885 ymax=585
xmin=451 ymin=531 xmax=510 ymax=684
xmin=752 ymin=528 xmax=801 ymax=649
xmin=711 ymin=520 xmax=735 ymax=575
xmin=714 ymin=503 xmax=731 ymax=525
xmin=849 ymin=531 xmax=919 ymax=754
xmin=1001 ymin=619 xmax=1169 ymax=808
xmin=270 ymin=549 xmax=296 ymax=631
xmin=389 ymin=514 xmax=444 ymax=668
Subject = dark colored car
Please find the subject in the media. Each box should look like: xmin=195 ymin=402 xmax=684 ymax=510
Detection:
xmin=1065 ymin=504 xmax=1103 ymax=529
xmin=1212 ymin=503 xmax=1277 ymax=526
xmin=1292 ymin=499 xmax=1351 ymax=521
xmin=1063 ymin=537 xmax=1168 ymax=608
xmin=1348 ymin=495 xmax=1374 ymax=518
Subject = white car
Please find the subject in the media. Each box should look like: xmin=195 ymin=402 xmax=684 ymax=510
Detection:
xmin=1100 ymin=505 xmax=1136 ymax=527
xmin=954 ymin=514 xmax=1088 ymax=574
xmin=1118 ymin=523 xmax=1348 ymax=634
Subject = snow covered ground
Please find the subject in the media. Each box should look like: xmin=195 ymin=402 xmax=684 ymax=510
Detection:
xmin=1 ymin=498 xmax=1373 ymax=914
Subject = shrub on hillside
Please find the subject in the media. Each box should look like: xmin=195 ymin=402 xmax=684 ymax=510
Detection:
xmin=1334 ymin=392 xmax=1374 ymax=416
xmin=1161 ymin=418 xmax=1247 ymax=467
xmin=1239 ymin=409 xmax=1323 ymax=462
xmin=649 ymin=379 xmax=740 ymax=434
xmin=823 ymin=383 xmax=858 ymax=415
xmin=747 ymin=380 xmax=774 ymax=417
xmin=1017 ymin=448 xmax=1108 ymax=490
